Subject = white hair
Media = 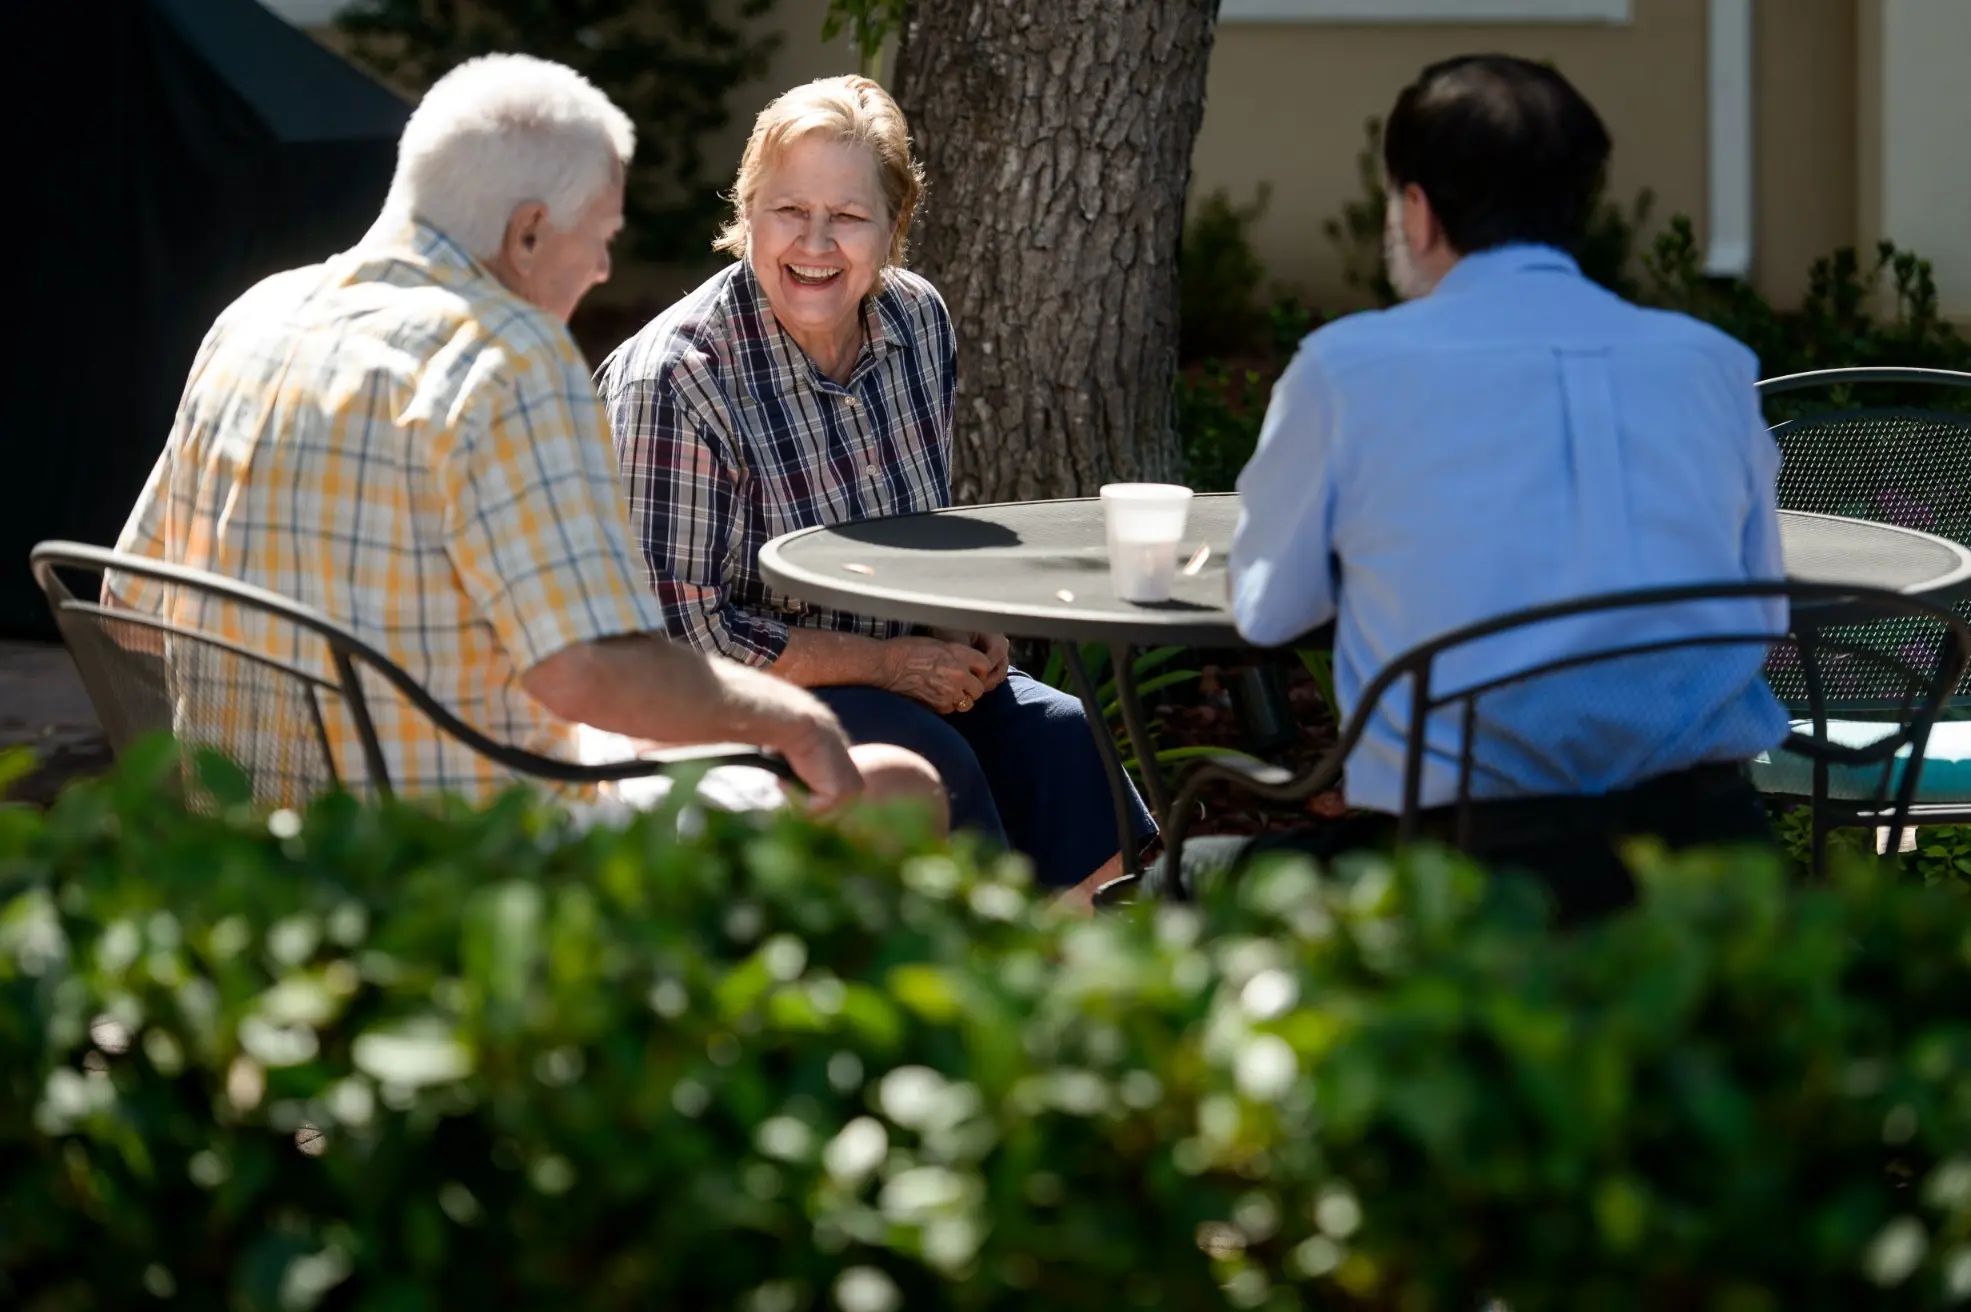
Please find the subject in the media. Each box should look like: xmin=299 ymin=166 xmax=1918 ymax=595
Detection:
xmin=377 ymin=54 xmax=635 ymax=259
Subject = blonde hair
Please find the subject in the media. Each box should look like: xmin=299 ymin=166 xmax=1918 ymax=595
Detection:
xmin=714 ymin=75 xmax=925 ymax=268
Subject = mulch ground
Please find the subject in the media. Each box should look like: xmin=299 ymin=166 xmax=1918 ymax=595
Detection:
xmin=5 ymin=735 xmax=115 ymax=809
xmin=0 ymin=641 xmax=115 ymax=808
xmin=1144 ymin=655 xmax=1350 ymax=838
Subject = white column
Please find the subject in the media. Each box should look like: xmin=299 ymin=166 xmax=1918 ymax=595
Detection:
xmin=1876 ymin=0 xmax=1971 ymax=321
xmin=1703 ymin=0 xmax=1755 ymax=278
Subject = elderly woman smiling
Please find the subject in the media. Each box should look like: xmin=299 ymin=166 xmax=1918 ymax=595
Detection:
xmin=596 ymin=75 xmax=1153 ymax=897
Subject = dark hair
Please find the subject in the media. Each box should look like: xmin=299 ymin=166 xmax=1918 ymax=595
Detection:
xmin=1381 ymin=55 xmax=1611 ymax=255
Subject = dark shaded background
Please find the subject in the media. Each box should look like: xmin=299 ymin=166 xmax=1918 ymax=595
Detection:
xmin=8 ymin=0 xmax=407 ymax=638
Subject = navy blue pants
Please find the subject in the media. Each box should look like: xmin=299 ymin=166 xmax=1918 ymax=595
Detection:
xmin=812 ymin=669 xmax=1157 ymax=888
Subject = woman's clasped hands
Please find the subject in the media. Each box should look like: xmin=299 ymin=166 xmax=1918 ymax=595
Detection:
xmin=879 ymin=629 xmax=1011 ymax=715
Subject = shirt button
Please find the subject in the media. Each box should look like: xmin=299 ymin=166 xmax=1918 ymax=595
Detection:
xmin=865 ymin=463 xmax=877 ymax=477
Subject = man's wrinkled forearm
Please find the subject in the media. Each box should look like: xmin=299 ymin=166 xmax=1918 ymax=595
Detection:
xmin=524 ymin=634 xmax=838 ymax=756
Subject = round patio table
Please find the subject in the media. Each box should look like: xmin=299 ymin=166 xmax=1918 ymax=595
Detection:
xmin=759 ymin=495 xmax=1971 ymax=873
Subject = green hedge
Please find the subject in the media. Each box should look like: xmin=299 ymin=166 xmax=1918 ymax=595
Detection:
xmin=5 ymin=741 xmax=1971 ymax=1309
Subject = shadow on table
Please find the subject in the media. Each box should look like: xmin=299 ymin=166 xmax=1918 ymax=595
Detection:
xmin=828 ymin=516 xmax=1023 ymax=551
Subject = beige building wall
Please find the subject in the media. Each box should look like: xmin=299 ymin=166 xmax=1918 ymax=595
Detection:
xmin=300 ymin=0 xmax=1940 ymax=320
xmin=1868 ymin=0 xmax=1971 ymax=323
xmin=1754 ymin=0 xmax=1859 ymax=307
xmin=1194 ymin=0 xmax=1704 ymax=309
xmin=1192 ymin=0 xmax=1859 ymax=313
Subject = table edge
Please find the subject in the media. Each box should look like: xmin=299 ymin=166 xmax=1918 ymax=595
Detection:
xmin=1779 ymin=509 xmax=1971 ymax=602
xmin=756 ymin=532 xmax=1247 ymax=646
xmin=758 ymin=505 xmax=1971 ymax=646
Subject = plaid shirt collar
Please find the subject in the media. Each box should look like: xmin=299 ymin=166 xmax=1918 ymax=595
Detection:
xmin=725 ymin=257 xmax=917 ymax=398
xmin=359 ymin=218 xmax=506 ymax=297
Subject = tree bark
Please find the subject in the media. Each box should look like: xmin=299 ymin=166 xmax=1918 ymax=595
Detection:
xmin=892 ymin=0 xmax=1220 ymax=502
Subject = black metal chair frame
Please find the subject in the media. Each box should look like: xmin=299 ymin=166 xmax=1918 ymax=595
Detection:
xmin=1154 ymin=580 xmax=1971 ymax=897
xmin=1759 ymin=366 xmax=1971 ymax=407
xmin=1758 ymin=366 xmax=1971 ymax=829
xmin=30 ymin=541 xmax=794 ymax=802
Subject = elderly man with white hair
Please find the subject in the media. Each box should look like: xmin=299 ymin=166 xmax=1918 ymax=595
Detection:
xmin=107 ymin=54 xmax=944 ymax=826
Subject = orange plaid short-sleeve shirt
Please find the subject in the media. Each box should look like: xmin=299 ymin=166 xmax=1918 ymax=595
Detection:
xmin=111 ymin=221 xmax=666 ymax=803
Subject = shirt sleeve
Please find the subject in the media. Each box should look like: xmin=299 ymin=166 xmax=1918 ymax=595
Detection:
xmin=435 ymin=330 xmax=667 ymax=673
xmin=1230 ymin=343 xmax=1341 ymax=646
xmin=604 ymin=373 xmax=790 ymax=667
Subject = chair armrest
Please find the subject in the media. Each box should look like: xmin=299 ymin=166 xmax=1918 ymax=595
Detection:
xmin=1155 ymin=745 xmax=1350 ymax=902
xmin=1175 ymin=747 xmax=1342 ymax=810
xmin=502 ymin=743 xmax=799 ymax=786
xmin=634 ymin=743 xmax=800 ymax=782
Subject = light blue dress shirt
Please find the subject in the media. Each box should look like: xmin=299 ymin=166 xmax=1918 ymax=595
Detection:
xmin=1231 ymin=244 xmax=1790 ymax=812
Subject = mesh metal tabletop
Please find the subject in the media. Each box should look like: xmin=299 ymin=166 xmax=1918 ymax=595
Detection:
xmin=758 ymin=497 xmax=1971 ymax=646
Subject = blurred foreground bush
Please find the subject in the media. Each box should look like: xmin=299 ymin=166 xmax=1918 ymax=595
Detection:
xmin=3 ymin=740 xmax=1971 ymax=1309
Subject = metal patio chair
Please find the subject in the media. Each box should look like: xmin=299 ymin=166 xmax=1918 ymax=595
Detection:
xmin=1755 ymin=367 xmax=1971 ymax=828
xmin=30 ymin=541 xmax=792 ymax=809
xmin=1144 ymin=580 xmax=1970 ymax=901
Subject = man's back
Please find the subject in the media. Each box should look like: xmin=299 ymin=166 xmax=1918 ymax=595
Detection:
xmin=1232 ymin=245 xmax=1788 ymax=809
xmin=112 ymin=222 xmax=664 ymax=801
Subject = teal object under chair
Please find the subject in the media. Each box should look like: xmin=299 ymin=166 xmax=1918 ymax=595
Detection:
xmin=1750 ymin=719 xmax=1971 ymax=806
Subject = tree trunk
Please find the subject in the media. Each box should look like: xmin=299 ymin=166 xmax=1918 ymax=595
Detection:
xmin=892 ymin=0 xmax=1220 ymax=502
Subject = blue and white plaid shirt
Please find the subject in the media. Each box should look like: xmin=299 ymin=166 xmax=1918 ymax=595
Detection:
xmin=596 ymin=259 xmax=955 ymax=665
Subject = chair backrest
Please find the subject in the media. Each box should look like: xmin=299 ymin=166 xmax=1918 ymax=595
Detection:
xmin=34 ymin=546 xmax=399 ymax=807
xmin=30 ymin=542 xmax=760 ymax=810
xmin=1149 ymin=581 xmax=1970 ymax=906
xmin=32 ymin=560 xmax=174 ymax=755
xmin=1760 ymin=367 xmax=1971 ymax=705
xmin=1348 ymin=580 xmax=1971 ymax=853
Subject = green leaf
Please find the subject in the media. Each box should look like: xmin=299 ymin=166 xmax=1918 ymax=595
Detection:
xmin=888 ymin=964 xmax=963 ymax=1023
xmin=462 ymin=881 xmax=543 ymax=1016
xmin=189 ymin=747 xmax=254 ymax=810
xmin=1099 ymin=669 xmax=1203 ymax=721
xmin=837 ymin=983 xmax=904 ymax=1051
xmin=1039 ymin=646 xmax=1065 ymax=688
xmin=1593 ymin=1176 xmax=1650 ymax=1254
xmin=1143 ymin=745 xmax=1263 ymax=767
xmin=0 ymin=746 xmax=41 ymax=797
xmin=716 ymin=951 xmax=776 ymax=1021
xmin=1132 ymin=646 xmax=1191 ymax=677
xmin=351 ymin=1019 xmax=473 ymax=1089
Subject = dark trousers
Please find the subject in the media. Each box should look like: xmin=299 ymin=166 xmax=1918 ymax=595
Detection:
xmin=1175 ymin=762 xmax=1775 ymax=926
xmin=813 ymin=669 xmax=1157 ymax=889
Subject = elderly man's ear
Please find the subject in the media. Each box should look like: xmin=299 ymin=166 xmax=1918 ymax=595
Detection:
xmin=501 ymin=201 xmax=551 ymax=274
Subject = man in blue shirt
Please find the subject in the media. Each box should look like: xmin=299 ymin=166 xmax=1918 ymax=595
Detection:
xmin=1220 ymin=55 xmax=1787 ymax=921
